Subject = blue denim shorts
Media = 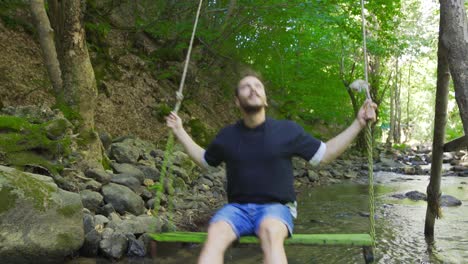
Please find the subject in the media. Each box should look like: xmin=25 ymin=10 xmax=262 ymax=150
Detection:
xmin=209 ymin=203 xmax=294 ymax=238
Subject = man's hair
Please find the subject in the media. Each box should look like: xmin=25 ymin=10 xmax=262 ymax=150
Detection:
xmin=235 ymin=69 xmax=263 ymax=96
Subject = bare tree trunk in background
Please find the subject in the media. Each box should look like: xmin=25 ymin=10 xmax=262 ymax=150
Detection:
xmin=30 ymin=0 xmax=62 ymax=95
xmin=393 ymin=57 xmax=401 ymax=143
xmin=425 ymin=19 xmax=450 ymax=240
xmin=386 ymin=61 xmax=395 ymax=147
xmin=404 ymin=63 xmax=412 ymax=143
xmin=45 ymin=0 xmax=101 ymax=169
xmin=441 ymin=0 xmax=468 ymax=135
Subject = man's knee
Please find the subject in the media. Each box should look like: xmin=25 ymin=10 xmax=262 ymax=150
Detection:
xmin=205 ymin=221 xmax=237 ymax=249
xmin=258 ymin=218 xmax=288 ymax=242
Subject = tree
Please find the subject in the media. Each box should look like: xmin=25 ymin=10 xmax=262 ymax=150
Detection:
xmin=425 ymin=0 xmax=468 ymax=238
xmin=31 ymin=0 xmax=102 ymax=169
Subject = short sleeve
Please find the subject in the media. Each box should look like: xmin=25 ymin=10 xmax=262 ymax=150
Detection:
xmin=203 ymin=132 xmax=226 ymax=167
xmin=290 ymin=123 xmax=323 ymax=162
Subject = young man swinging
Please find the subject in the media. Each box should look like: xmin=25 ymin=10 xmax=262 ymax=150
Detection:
xmin=166 ymin=72 xmax=377 ymax=264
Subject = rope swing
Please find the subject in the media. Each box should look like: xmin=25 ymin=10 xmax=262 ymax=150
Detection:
xmin=150 ymin=0 xmax=376 ymax=262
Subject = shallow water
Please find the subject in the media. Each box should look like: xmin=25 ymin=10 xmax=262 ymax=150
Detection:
xmin=69 ymin=172 xmax=468 ymax=264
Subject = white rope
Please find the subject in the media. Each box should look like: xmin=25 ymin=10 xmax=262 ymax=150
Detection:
xmin=173 ymin=0 xmax=204 ymax=113
xmin=360 ymin=0 xmax=371 ymax=100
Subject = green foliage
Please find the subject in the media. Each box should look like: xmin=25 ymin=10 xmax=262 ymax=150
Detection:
xmin=0 ymin=115 xmax=71 ymax=175
xmin=0 ymin=0 xmax=33 ymax=33
xmin=187 ymin=118 xmax=214 ymax=148
xmin=392 ymin=143 xmax=409 ymax=151
xmin=152 ymin=103 xmax=172 ymax=122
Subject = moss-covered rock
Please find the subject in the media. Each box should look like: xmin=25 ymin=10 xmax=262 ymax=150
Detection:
xmin=0 ymin=113 xmax=73 ymax=176
xmin=0 ymin=165 xmax=84 ymax=263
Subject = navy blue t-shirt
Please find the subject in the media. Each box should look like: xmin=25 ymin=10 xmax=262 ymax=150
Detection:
xmin=204 ymin=117 xmax=323 ymax=204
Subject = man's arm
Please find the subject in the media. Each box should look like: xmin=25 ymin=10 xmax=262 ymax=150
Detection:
xmin=321 ymin=99 xmax=377 ymax=164
xmin=166 ymin=112 xmax=206 ymax=168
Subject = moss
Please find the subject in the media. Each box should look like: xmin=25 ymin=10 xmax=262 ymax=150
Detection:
xmin=44 ymin=118 xmax=70 ymax=139
xmin=57 ymin=204 xmax=81 ymax=218
xmin=187 ymin=118 xmax=214 ymax=148
xmin=52 ymin=99 xmax=82 ymax=124
xmin=101 ymin=155 xmax=112 ymax=171
xmin=77 ymin=129 xmax=98 ymax=147
xmin=0 ymin=186 xmax=17 ymax=214
xmin=56 ymin=233 xmax=76 ymax=249
xmin=152 ymin=103 xmax=172 ymax=122
xmin=0 ymin=115 xmax=72 ymax=174
xmin=0 ymin=170 xmax=56 ymax=211
xmin=5 ymin=152 xmax=64 ymax=176
xmin=0 ymin=115 xmax=33 ymax=132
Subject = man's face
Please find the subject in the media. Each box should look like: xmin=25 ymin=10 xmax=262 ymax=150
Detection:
xmin=236 ymin=76 xmax=268 ymax=114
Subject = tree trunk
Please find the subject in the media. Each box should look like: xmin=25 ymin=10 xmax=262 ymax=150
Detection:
xmin=440 ymin=0 xmax=468 ymax=135
xmin=386 ymin=63 xmax=395 ymax=146
xmin=47 ymin=0 xmax=102 ymax=169
xmin=404 ymin=64 xmax=412 ymax=143
xmin=31 ymin=0 xmax=63 ymax=95
xmin=393 ymin=57 xmax=401 ymax=143
xmin=425 ymin=27 xmax=450 ymax=239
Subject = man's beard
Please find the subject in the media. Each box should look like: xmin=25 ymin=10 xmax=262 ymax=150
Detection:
xmin=238 ymin=99 xmax=265 ymax=114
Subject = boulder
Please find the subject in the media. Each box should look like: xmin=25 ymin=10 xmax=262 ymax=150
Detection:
xmin=440 ymin=195 xmax=462 ymax=207
xmin=85 ymin=168 xmax=112 ymax=184
xmin=80 ymin=190 xmax=104 ymax=212
xmin=102 ymin=183 xmax=145 ymax=215
xmin=0 ymin=166 xmax=84 ymax=263
xmin=99 ymin=228 xmax=128 ymax=259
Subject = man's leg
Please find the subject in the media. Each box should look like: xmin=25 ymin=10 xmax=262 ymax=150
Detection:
xmin=257 ymin=218 xmax=289 ymax=264
xmin=198 ymin=220 xmax=237 ymax=264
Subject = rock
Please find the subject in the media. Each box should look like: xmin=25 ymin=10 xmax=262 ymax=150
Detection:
xmin=358 ymin=211 xmax=370 ymax=217
xmin=97 ymin=203 xmax=116 ymax=217
xmin=80 ymin=229 xmax=102 ymax=257
xmin=102 ymin=183 xmax=145 ymax=215
xmin=127 ymin=236 xmax=146 ymax=257
xmin=111 ymin=174 xmax=141 ymax=192
xmin=0 ymin=166 xmax=84 ymax=263
xmin=108 ymin=215 xmax=158 ymax=235
xmin=94 ymin=214 xmax=110 ymax=226
xmin=403 ymin=166 xmax=416 ymax=175
xmin=80 ymin=190 xmax=104 ymax=212
xmin=172 ymin=166 xmax=190 ymax=183
xmin=135 ymin=32 xmax=158 ymax=55
xmin=307 ymin=170 xmax=319 ymax=182
xmin=99 ymin=131 xmax=113 ymax=151
xmin=343 ymin=170 xmax=358 ymax=179
xmin=443 ymin=152 xmax=455 ymax=163
xmin=199 ymin=177 xmax=213 ymax=187
xmin=85 ymin=168 xmax=112 ymax=184
xmin=405 ymin=191 xmax=427 ymax=201
xmin=111 ymin=163 xmax=145 ymax=183
xmin=44 ymin=118 xmax=72 ymax=140
xmin=82 ymin=179 xmax=102 ymax=192
xmin=141 ymin=188 xmax=153 ymax=200
xmin=83 ymin=213 xmax=95 ymax=235
xmin=318 ymin=170 xmax=332 ymax=178
xmin=391 ymin=193 xmax=406 ymax=199
xmin=380 ymin=156 xmax=403 ymax=168
xmin=99 ymin=229 xmax=128 ymax=259
xmin=146 ymin=198 xmax=155 ymax=209
xmin=136 ymin=164 xmax=160 ymax=181
xmin=110 ymin=142 xmax=140 ymax=163
xmin=440 ymin=195 xmax=462 ymax=207
xmin=137 ymin=233 xmax=153 ymax=256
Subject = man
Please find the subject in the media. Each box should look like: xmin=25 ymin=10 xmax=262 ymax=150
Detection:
xmin=166 ymin=72 xmax=377 ymax=264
